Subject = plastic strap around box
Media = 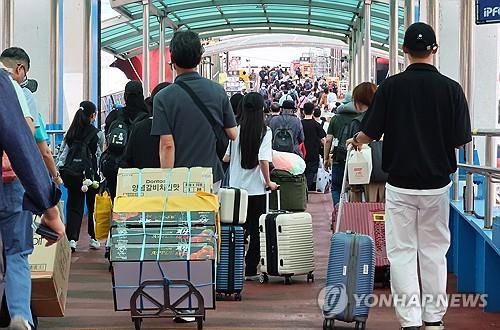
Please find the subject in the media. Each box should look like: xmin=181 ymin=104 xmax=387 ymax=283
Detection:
xmin=156 ymin=169 xmax=174 ymax=262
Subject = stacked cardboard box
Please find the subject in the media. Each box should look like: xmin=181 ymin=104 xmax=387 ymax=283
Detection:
xmin=110 ymin=168 xmax=218 ymax=311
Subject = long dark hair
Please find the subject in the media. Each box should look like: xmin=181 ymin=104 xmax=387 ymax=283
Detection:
xmin=65 ymin=101 xmax=96 ymax=145
xmin=239 ymin=92 xmax=266 ymax=169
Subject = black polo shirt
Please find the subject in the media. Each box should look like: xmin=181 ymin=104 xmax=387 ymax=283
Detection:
xmin=360 ymin=63 xmax=472 ymax=190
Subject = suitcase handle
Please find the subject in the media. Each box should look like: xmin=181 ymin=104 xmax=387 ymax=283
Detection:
xmin=334 ymin=144 xmax=353 ymax=234
xmin=265 ymin=186 xmax=281 ymax=213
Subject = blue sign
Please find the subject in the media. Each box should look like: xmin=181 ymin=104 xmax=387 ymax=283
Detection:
xmin=476 ymin=0 xmax=500 ymax=25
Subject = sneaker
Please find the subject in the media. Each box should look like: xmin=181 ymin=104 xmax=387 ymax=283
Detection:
xmin=89 ymin=238 xmax=101 ymax=250
xmin=8 ymin=317 xmax=30 ymax=330
xmin=173 ymin=310 xmax=196 ymax=323
xmin=424 ymin=321 xmax=444 ymax=330
xmin=69 ymin=240 xmax=77 ymax=252
xmin=401 ymin=327 xmax=421 ymax=330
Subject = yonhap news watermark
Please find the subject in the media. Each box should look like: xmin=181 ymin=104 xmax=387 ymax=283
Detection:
xmin=318 ymin=285 xmax=488 ymax=316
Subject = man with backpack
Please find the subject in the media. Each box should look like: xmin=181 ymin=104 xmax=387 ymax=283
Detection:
xmin=269 ymin=100 xmax=304 ymax=157
xmin=102 ymin=81 xmax=149 ymax=198
xmin=301 ymin=103 xmax=326 ymax=191
xmin=324 ymin=91 xmax=364 ymax=205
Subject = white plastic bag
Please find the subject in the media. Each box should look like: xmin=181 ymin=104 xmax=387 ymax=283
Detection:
xmin=272 ymin=150 xmax=306 ymax=175
xmin=347 ymin=145 xmax=373 ymax=185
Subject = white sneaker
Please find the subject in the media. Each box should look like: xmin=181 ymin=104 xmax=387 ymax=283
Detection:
xmin=8 ymin=317 xmax=30 ymax=330
xmin=89 ymin=238 xmax=101 ymax=250
xmin=425 ymin=321 xmax=444 ymax=330
xmin=69 ymin=240 xmax=77 ymax=252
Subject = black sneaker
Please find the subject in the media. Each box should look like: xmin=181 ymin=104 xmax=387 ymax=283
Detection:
xmin=401 ymin=327 xmax=421 ymax=330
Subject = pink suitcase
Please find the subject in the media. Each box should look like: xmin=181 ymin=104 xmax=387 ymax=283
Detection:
xmin=332 ymin=202 xmax=389 ymax=269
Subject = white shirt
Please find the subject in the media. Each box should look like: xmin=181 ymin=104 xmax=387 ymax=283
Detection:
xmin=226 ymin=127 xmax=273 ymax=196
xmin=279 ymin=93 xmax=294 ymax=106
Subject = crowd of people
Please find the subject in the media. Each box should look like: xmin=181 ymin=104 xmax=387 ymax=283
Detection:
xmin=0 ymin=22 xmax=472 ymax=330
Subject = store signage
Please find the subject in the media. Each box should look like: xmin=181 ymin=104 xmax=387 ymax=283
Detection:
xmin=476 ymin=0 xmax=500 ymax=25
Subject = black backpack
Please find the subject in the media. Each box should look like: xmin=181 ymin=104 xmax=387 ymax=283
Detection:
xmin=61 ymin=128 xmax=98 ymax=180
xmin=333 ymin=114 xmax=364 ymax=162
xmin=272 ymin=116 xmax=295 ymax=153
xmin=101 ymin=113 xmax=148 ymax=179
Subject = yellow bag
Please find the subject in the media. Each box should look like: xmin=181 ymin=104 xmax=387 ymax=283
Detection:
xmin=94 ymin=191 xmax=113 ymax=240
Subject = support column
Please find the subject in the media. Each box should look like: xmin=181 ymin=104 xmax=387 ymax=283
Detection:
xmin=49 ymin=0 xmax=61 ymax=124
xmin=404 ymin=0 xmax=415 ymax=68
xmin=1 ymin=0 xmax=13 ymax=50
xmin=142 ymin=0 xmax=150 ymax=97
xmin=159 ymin=17 xmax=166 ymax=83
xmin=357 ymin=19 xmax=364 ymax=85
xmin=459 ymin=0 xmax=474 ymax=214
xmin=363 ymin=0 xmax=372 ymax=82
xmin=348 ymin=36 xmax=354 ymax=91
xmin=427 ymin=0 xmax=440 ymax=68
xmin=83 ymin=0 xmax=91 ymax=101
xmin=389 ymin=0 xmax=399 ymax=76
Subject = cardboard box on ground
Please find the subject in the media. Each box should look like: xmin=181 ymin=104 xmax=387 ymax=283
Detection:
xmin=28 ymin=233 xmax=71 ymax=317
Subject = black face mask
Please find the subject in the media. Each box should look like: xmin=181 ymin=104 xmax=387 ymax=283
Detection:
xmin=22 ymin=79 xmax=38 ymax=93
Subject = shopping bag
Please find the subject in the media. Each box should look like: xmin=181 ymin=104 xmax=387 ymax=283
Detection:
xmin=272 ymin=150 xmax=306 ymax=175
xmin=316 ymin=158 xmax=331 ymax=193
xmin=347 ymin=146 xmax=373 ymax=185
xmin=94 ymin=191 xmax=113 ymax=240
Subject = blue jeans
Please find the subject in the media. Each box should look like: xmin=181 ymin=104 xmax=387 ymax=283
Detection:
xmin=0 ymin=180 xmax=34 ymax=326
xmin=331 ymin=163 xmax=345 ymax=206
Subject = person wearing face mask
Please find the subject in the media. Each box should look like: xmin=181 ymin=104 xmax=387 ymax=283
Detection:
xmin=0 ymin=47 xmax=62 ymax=186
xmin=57 ymin=102 xmax=104 ymax=252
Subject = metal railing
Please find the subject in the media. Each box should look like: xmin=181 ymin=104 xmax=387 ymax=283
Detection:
xmin=46 ymin=129 xmax=65 ymax=156
xmin=453 ymin=129 xmax=500 ymax=229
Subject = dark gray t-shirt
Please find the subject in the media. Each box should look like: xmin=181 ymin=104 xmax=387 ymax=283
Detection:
xmin=151 ymin=72 xmax=236 ymax=182
xmin=269 ymin=114 xmax=305 ymax=155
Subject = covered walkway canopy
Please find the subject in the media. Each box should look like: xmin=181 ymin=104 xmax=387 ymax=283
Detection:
xmin=103 ymin=0 xmax=405 ymax=59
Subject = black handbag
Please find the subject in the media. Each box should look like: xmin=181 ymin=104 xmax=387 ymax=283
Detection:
xmin=369 ymin=140 xmax=389 ymax=183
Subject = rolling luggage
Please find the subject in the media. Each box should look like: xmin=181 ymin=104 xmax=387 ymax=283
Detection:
xmin=323 ymin=146 xmax=375 ymax=330
xmin=259 ymin=189 xmax=315 ymax=285
xmin=269 ymin=170 xmax=307 ymax=211
xmin=216 ymin=225 xmax=245 ymax=301
xmin=218 ymin=188 xmax=248 ymax=225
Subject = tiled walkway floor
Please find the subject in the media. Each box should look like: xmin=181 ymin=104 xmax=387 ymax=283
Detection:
xmin=39 ymin=194 xmax=500 ymax=329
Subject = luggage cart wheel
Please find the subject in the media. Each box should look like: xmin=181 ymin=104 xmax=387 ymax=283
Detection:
xmin=307 ymin=272 xmax=314 ymax=283
xmin=134 ymin=318 xmax=142 ymax=330
xmin=284 ymin=276 xmax=292 ymax=285
xmin=197 ymin=317 xmax=203 ymax=330
xmin=323 ymin=318 xmax=334 ymax=330
xmin=259 ymin=273 xmax=269 ymax=284
xmin=234 ymin=293 xmax=242 ymax=301
xmin=355 ymin=321 xmax=366 ymax=330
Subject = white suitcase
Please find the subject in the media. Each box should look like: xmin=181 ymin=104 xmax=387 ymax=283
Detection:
xmin=258 ymin=189 xmax=315 ymax=285
xmin=219 ymin=187 xmax=248 ymax=224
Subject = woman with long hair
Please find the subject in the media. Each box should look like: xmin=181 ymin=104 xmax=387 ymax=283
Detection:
xmin=57 ymin=101 xmax=104 ymax=252
xmin=223 ymin=92 xmax=278 ymax=278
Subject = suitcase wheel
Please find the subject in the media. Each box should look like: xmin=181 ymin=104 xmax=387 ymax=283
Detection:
xmin=307 ymin=272 xmax=314 ymax=283
xmin=259 ymin=273 xmax=269 ymax=284
xmin=323 ymin=318 xmax=334 ymax=330
xmin=284 ymin=276 xmax=292 ymax=285
xmin=234 ymin=293 xmax=242 ymax=301
xmin=383 ymin=268 xmax=391 ymax=288
xmin=355 ymin=321 xmax=366 ymax=330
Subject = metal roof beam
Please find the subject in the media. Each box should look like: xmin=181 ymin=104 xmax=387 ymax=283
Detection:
xmin=119 ymin=29 xmax=350 ymax=59
xmin=101 ymin=15 xmax=131 ymax=29
xmin=110 ymin=0 xmax=139 ymax=8
xmin=163 ymin=0 xmax=360 ymax=14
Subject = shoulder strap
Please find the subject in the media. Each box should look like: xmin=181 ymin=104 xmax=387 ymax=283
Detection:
xmin=176 ymin=80 xmax=221 ymax=138
xmin=82 ymin=127 xmax=98 ymax=145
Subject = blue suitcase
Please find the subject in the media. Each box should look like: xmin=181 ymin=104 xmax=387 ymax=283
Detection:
xmin=323 ymin=147 xmax=375 ymax=330
xmin=216 ymin=225 xmax=245 ymax=301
